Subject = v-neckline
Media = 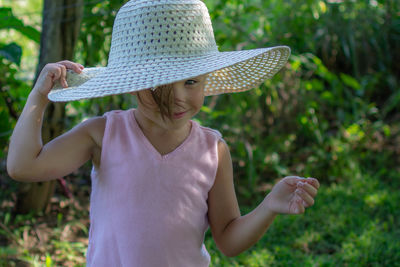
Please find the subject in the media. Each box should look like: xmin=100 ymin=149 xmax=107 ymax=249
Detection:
xmin=129 ymin=109 xmax=195 ymax=160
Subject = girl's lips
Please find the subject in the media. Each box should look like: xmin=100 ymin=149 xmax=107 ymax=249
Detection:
xmin=173 ymin=111 xmax=187 ymax=119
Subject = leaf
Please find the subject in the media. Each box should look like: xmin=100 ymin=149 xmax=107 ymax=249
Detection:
xmin=0 ymin=7 xmax=12 ymax=19
xmin=0 ymin=43 xmax=22 ymax=65
xmin=0 ymin=7 xmax=40 ymax=42
xmin=340 ymin=73 xmax=361 ymax=90
xmin=45 ymin=254 xmax=53 ymax=267
xmin=10 ymin=25 xmax=41 ymax=43
xmin=0 ymin=7 xmax=21 ymax=29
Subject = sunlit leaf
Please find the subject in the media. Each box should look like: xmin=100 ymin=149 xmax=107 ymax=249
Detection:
xmin=45 ymin=254 xmax=52 ymax=267
xmin=340 ymin=73 xmax=361 ymax=90
xmin=0 ymin=7 xmax=40 ymax=42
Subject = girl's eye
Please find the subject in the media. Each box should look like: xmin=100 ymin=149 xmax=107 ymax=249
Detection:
xmin=185 ymin=80 xmax=197 ymax=85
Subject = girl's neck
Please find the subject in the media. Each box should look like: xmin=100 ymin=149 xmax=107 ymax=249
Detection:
xmin=133 ymin=109 xmax=190 ymax=135
xmin=133 ymin=109 xmax=192 ymax=155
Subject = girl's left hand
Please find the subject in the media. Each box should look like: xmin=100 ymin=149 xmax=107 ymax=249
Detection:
xmin=264 ymin=176 xmax=320 ymax=214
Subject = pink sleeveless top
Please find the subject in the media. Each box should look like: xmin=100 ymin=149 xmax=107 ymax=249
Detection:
xmin=86 ymin=109 xmax=221 ymax=267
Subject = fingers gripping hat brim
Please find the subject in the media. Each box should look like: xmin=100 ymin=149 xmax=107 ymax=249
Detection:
xmin=48 ymin=46 xmax=290 ymax=102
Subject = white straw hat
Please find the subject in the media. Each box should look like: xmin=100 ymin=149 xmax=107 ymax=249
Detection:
xmin=48 ymin=0 xmax=290 ymax=102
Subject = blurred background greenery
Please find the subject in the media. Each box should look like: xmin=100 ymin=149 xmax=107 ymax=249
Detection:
xmin=0 ymin=0 xmax=399 ymax=266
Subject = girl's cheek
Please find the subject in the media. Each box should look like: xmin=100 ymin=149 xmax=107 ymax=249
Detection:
xmin=192 ymin=90 xmax=204 ymax=103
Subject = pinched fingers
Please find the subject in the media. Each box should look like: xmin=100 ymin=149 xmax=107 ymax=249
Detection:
xmin=298 ymin=181 xmax=318 ymax=197
xmin=279 ymin=176 xmax=319 ymax=213
xmin=58 ymin=60 xmax=84 ymax=74
xmin=55 ymin=64 xmax=68 ymax=88
xmin=55 ymin=61 xmax=84 ymax=88
xmin=296 ymin=177 xmax=319 ymax=207
xmin=305 ymin=177 xmax=320 ymax=189
xmin=49 ymin=61 xmax=84 ymax=88
xmin=295 ymin=186 xmax=315 ymax=208
xmin=33 ymin=61 xmax=84 ymax=97
xmin=295 ymin=178 xmax=320 ymax=208
xmin=284 ymin=176 xmax=319 ymax=189
xmin=44 ymin=63 xmax=67 ymax=88
xmin=288 ymin=197 xmax=305 ymax=214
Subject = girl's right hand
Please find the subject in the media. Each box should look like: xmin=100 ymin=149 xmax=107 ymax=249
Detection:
xmin=32 ymin=60 xmax=84 ymax=98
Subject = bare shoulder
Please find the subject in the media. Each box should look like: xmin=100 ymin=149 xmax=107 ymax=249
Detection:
xmin=79 ymin=116 xmax=106 ymax=148
xmin=217 ymin=139 xmax=229 ymax=156
xmin=216 ymin=139 xmax=231 ymax=172
xmin=77 ymin=116 xmax=106 ymax=167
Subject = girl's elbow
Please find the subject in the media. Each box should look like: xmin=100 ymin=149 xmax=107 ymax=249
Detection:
xmin=215 ymin=241 xmax=242 ymax=257
xmin=6 ymin=161 xmax=46 ymax=182
xmin=7 ymin=167 xmax=28 ymax=182
xmin=6 ymin=154 xmax=26 ymax=181
xmin=6 ymin=159 xmax=23 ymax=181
xmin=8 ymin=170 xmax=49 ymax=182
xmin=220 ymin=247 xmax=242 ymax=258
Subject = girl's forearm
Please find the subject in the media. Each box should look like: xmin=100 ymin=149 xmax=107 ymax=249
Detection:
xmin=218 ymin=198 xmax=277 ymax=257
xmin=7 ymin=91 xmax=49 ymax=179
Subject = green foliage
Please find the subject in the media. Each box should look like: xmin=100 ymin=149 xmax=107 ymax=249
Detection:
xmin=206 ymin=173 xmax=400 ymax=266
xmin=0 ymin=59 xmax=31 ymax=157
xmin=0 ymin=43 xmax=22 ymax=66
xmin=0 ymin=7 xmax=40 ymax=43
xmin=195 ymin=0 xmax=400 ymax=193
xmin=0 ymin=193 xmax=90 ymax=266
xmin=205 ymin=0 xmax=400 ymax=113
xmin=198 ymin=51 xmax=398 ymax=201
xmin=75 ymin=0 xmax=125 ymax=67
xmin=0 ymin=7 xmax=40 ymax=66
xmin=0 ymin=5 xmax=40 ymax=157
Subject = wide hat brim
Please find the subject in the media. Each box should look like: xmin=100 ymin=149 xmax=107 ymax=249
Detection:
xmin=48 ymin=46 xmax=290 ymax=102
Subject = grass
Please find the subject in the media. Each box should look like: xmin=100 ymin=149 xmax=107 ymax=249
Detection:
xmin=207 ymin=172 xmax=400 ymax=266
xmin=1 ymin=169 xmax=399 ymax=266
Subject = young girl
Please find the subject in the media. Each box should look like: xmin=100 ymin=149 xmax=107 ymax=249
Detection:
xmin=7 ymin=0 xmax=319 ymax=266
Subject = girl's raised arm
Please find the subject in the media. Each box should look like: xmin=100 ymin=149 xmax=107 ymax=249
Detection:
xmin=7 ymin=60 xmax=102 ymax=182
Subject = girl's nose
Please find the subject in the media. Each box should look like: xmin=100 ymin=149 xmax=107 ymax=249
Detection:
xmin=172 ymin=84 xmax=186 ymax=102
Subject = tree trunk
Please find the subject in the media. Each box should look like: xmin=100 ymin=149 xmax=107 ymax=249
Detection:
xmin=15 ymin=0 xmax=83 ymax=214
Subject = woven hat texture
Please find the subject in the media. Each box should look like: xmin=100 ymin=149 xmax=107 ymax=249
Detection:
xmin=48 ymin=0 xmax=291 ymax=102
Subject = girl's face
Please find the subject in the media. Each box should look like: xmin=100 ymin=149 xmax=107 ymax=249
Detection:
xmin=135 ymin=74 xmax=208 ymax=131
